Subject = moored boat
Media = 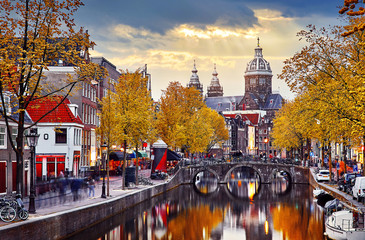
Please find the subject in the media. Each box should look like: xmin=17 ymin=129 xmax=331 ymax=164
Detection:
xmin=325 ymin=210 xmax=365 ymax=240
xmin=313 ymin=188 xmax=325 ymax=198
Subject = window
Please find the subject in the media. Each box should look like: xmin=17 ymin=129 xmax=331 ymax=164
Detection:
xmin=11 ymin=128 xmax=17 ymax=147
xmin=259 ymin=78 xmax=265 ymax=85
xmin=0 ymin=126 xmax=6 ymax=147
xmin=55 ymin=128 xmax=67 ymax=144
xmin=250 ymin=78 xmax=256 ymax=85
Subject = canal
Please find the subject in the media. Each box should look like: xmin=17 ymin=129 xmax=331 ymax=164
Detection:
xmin=67 ymin=168 xmax=324 ymax=240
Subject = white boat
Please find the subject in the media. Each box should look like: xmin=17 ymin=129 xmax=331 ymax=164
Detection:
xmin=325 ymin=210 xmax=365 ymax=240
xmin=313 ymin=188 xmax=325 ymax=198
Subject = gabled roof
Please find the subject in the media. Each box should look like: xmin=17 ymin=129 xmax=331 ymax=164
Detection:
xmin=0 ymin=93 xmax=33 ymax=124
xmin=27 ymin=96 xmax=83 ymax=125
xmin=205 ymin=96 xmax=243 ymax=111
xmin=223 ymin=112 xmax=260 ymax=126
xmin=263 ymin=93 xmax=283 ymax=110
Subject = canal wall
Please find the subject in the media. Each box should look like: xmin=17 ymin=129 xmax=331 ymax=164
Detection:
xmin=309 ymin=169 xmax=365 ymax=212
xmin=0 ymin=170 xmax=187 ymax=240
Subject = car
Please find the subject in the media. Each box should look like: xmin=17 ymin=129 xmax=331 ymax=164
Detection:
xmin=316 ymin=170 xmax=330 ymax=182
xmin=352 ymin=176 xmax=365 ymax=202
xmin=338 ymin=173 xmax=362 ymax=193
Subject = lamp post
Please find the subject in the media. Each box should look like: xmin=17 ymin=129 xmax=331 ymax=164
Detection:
xmin=264 ymin=137 xmax=268 ymax=162
xmin=25 ymin=129 xmax=40 ymax=214
xmin=101 ymin=142 xmax=107 ymax=198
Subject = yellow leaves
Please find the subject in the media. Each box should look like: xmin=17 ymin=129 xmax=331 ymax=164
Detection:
xmin=275 ymin=22 xmax=365 ymax=148
xmin=97 ymin=70 xmax=155 ymax=147
xmin=156 ymin=82 xmax=227 ymax=153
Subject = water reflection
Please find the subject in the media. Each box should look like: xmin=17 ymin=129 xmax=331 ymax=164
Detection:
xmin=194 ymin=170 xmax=219 ymax=194
xmin=68 ymin=185 xmax=324 ymax=240
xmin=271 ymin=170 xmax=291 ymax=195
xmin=226 ymin=166 xmax=260 ymax=200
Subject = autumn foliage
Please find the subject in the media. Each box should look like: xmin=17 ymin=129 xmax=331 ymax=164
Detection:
xmin=273 ymin=22 xmax=365 ymax=151
xmin=156 ymin=81 xmax=228 ymax=155
xmin=339 ymin=0 xmax=365 ymax=36
xmin=0 ymin=0 xmax=100 ymax=195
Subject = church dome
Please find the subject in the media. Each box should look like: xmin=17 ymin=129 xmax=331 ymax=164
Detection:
xmin=245 ymin=38 xmax=272 ymax=77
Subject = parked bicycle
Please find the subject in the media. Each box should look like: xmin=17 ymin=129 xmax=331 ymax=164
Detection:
xmin=0 ymin=198 xmax=16 ymax=222
xmin=12 ymin=194 xmax=29 ymax=220
xmin=0 ymin=194 xmax=29 ymax=222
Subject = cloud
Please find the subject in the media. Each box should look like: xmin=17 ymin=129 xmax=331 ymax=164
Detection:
xmin=77 ymin=0 xmax=258 ymax=34
xmin=83 ymin=2 xmax=340 ymax=101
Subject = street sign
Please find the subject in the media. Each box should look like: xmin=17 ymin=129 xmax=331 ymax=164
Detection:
xmin=336 ymin=162 xmax=340 ymax=169
xmin=353 ymin=164 xmax=358 ymax=173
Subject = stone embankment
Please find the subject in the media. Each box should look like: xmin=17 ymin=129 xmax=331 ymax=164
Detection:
xmin=309 ymin=168 xmax=365 ymax=212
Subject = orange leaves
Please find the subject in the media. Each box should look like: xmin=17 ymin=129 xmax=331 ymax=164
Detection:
xmin=340 ymin=0 xmax=365 ymax=36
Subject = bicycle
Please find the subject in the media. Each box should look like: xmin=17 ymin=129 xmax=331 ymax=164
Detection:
xmin=8 ymin=194 xmax=29 ymax=220
xmin=0 ymin=198 xmax=16 ymax=222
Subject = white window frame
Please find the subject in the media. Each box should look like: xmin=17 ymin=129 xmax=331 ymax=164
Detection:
xmin=0 ymin=126 xmax=6 ymax=148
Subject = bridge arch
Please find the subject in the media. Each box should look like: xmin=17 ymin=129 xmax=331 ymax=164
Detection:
xmin=224 ymin=165 xmax=263 ymax=184
xmin=192 ymin=168 xmax=220 ymax=194
xmin=268 ymin=168 xmax=292 ymax=185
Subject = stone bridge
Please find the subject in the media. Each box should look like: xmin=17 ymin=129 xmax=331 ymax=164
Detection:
xmin=174 ymin=161 xmax=309 ymax=184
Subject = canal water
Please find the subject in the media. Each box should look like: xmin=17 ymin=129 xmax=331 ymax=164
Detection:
xmin=68 ymin=168 xmax=324 ymax=240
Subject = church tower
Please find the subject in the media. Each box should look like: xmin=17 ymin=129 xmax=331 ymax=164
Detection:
xmin=207 ymin=63 xmax=223 ymax=97
xmin=187 ymin=60 xmax=203 ymax=95
xmin=240 ymin=38 xmax=273 ymax=110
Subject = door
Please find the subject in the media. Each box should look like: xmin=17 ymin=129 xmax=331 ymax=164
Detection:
xmin=0 ymin=162 xmax=6 ymax=193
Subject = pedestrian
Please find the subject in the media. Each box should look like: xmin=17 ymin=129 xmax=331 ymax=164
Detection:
xmin=71 ymin=178 xmax=81 ymax=201
xmin=88 ymin=176 xmax=95 ymax=198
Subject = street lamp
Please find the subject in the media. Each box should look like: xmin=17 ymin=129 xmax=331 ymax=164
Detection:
xmin=101 ymin=142 xmax=107 ymax=198
xmin=25 ymin=129 xmax=40 ymax=214
xmin=264 ymin=137 xmax=268 ymax=162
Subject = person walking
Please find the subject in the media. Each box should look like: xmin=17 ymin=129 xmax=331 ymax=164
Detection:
xmin=88 ymin=176 xmax=95 ymax=198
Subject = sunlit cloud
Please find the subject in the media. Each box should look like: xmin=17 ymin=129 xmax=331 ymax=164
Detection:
xmin=254 ymin=9 xmax=295 ymax=22
xmin=87 ymin=7 xmax=338 ymax=101
xmin=113 ymin=24 xmax=162 ymax=40
xmin=173 ymin=24 xmax=259 ymax=39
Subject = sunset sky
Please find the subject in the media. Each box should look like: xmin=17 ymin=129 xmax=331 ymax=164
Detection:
xmin=75 ymin=0 xmax=345 ymax=101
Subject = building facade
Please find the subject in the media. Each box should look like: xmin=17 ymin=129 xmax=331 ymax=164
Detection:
xmin=0 ymin=93 xmax=32 ymax=195
xmin=27 ymin=96 xmax=83 ymax=179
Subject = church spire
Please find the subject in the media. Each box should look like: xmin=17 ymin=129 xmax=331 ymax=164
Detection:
xmin=207 ymin=63 xmax=223 ymax=97
xmin=187 ymin=60 xmax=203 ymax=95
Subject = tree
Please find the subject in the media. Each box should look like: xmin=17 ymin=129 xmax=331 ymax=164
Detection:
xmin=278 ymin=23 xmax=365 ymax=145
xmin=339 ymin=0 xmax=365 ymax=36
xmin=156 ymin=82 xmax=228 ymax=157
xmin=111 ymin=70 xmax=155 ymax=189
xmin=0 ymin=0 xmax=100 ymax=196
xmin=201 ymin=107 xmax=229 ymax=153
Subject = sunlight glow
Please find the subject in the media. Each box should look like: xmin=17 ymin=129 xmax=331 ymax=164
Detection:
xmin=175 ymin=24 xmax=259 ymax=39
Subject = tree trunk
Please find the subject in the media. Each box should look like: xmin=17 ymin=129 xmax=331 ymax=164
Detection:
xmin=321 ymin=145 xmax=325 ymax=167
xmin=135 ymin=145 xmax=139 ymax=186
xmin=122 ymin=140 xmax=127 ymax=190
xmin=329 ymin=144 xmax=332 ymax=182
xmin=16 ymin=110 xmax=26 ymax=197
xmin=343 ymin=143 xmax=347 ymax=176
xmin=107 ymin=145 xmax=110 ymax=196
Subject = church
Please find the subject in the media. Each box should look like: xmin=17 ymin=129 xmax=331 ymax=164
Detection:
xmin=188 ymin=38 xmax=284 ymax=158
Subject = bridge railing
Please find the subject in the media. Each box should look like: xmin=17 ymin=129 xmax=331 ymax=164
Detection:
xmin=167 ymin=157 xmax=304 ymax=176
